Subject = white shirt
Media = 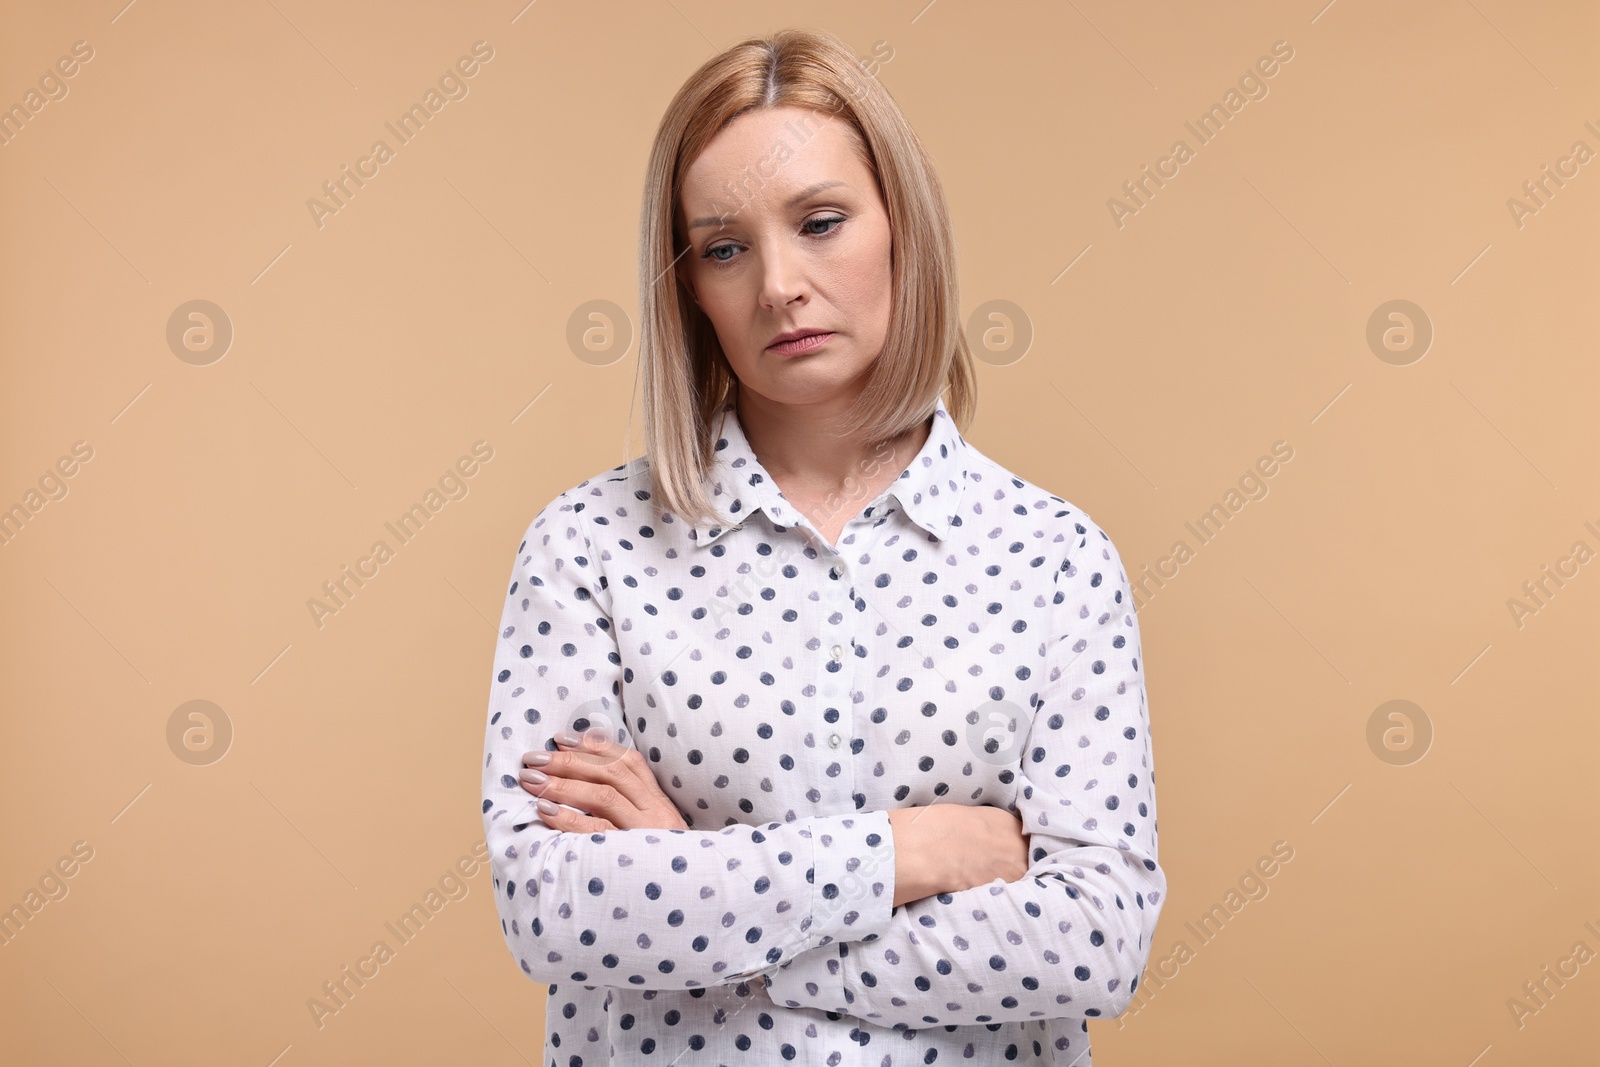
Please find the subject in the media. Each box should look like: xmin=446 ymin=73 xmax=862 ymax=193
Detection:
xmin=481 ymin=395 xmax=1165 ymax=1066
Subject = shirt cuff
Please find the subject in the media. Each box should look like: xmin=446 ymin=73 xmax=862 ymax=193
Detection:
xmin=767 ymin=809 xmax=895 ymax=1010
xmin=804 ymin=808 xmax=896 ymax=949
xmin=765 ymin=938 xmax=849 ymax=1012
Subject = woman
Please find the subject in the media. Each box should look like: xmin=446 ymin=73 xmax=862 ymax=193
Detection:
xmin=480 ymin=27 xmax=1164 ymax=1065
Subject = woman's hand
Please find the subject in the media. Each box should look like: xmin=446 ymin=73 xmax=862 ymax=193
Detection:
xmin=520 ymin=728 xmax=688 ymax=833
xmin=888 ymin=804 xmax=1030 ymax=906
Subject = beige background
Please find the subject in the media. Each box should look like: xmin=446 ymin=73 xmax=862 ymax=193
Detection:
xmin=2 ymin=0 xmax=1597 ymax=1063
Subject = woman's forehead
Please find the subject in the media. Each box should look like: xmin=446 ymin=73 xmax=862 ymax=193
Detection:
xmin=679 ymin=112 xmax=866 ymax=219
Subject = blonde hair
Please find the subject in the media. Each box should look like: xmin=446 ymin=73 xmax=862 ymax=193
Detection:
xmin=633 ymin=26 xmax=977 ymax=530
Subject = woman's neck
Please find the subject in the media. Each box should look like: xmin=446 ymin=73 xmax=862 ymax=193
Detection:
xmin=735 ymin=390 xmax=930 ymax=498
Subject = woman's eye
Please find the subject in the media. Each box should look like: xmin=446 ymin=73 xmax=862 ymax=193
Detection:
xmin=698 ymin=240 xmax=745 ymax=270
xmin=699 ymin=216 xmax=846 ymax=269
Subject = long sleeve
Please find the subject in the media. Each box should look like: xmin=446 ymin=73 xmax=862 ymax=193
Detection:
xmin=763 ymin=520 xmax=1165 ymax=1027
xmin=481 ymin=490 xmax=899 ymax=990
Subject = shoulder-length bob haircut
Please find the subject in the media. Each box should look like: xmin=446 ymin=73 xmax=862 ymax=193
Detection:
xmin=634 ymin=26 xmax=977 ymax=530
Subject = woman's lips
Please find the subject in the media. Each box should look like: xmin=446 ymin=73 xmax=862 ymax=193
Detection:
xmin=767 ymin=331 xmax=834 ymax=356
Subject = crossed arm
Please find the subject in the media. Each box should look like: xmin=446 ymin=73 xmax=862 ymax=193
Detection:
xmin=481 ymin=493 xmax=1164 ymax=1027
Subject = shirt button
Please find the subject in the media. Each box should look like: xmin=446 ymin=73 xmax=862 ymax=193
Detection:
xmin=828 ymin=732 xmax=842 ymax=748
xmin=831 ymin=644 xmax=844 ymax=662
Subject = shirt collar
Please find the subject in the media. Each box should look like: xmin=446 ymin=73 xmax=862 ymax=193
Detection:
xmin=689 ymin=395 xmax=970 ymax=548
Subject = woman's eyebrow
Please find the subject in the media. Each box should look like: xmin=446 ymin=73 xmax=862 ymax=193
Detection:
xmin=780 ymin=178 xmax=848 ymax=207
xmin=687 ymin=210 xmax=736 ymax=232
xmin=687 ymin=179 xmax=849 ymax=231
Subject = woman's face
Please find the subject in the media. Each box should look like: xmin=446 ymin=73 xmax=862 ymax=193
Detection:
xmin=675 ymin=105 xmax=894 ymax=410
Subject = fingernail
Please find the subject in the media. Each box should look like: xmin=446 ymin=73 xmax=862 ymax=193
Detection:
xmin=553 ymin=731 xmax=580 ymax=746
xmin=537 ymin=798 xmax=560 ymax=815
xmin=522 ymin=769 xmax=548 ymax=785
xmin=525 ymin=752 xmax=551 ymax=765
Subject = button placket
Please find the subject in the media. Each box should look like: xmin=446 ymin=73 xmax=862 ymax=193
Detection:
xmin=823 ymin=526 xmax=876 ymax=770
xmin=820 ymin=546 xmax=855 ymax=792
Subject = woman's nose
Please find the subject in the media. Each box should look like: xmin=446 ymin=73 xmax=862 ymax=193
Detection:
xmin=758 ymin=244 xmax=807 ymax=308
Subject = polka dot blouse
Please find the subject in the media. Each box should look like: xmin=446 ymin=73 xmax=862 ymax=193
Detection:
xmin=480 ymin=395 xmax=1165 ymax=1065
